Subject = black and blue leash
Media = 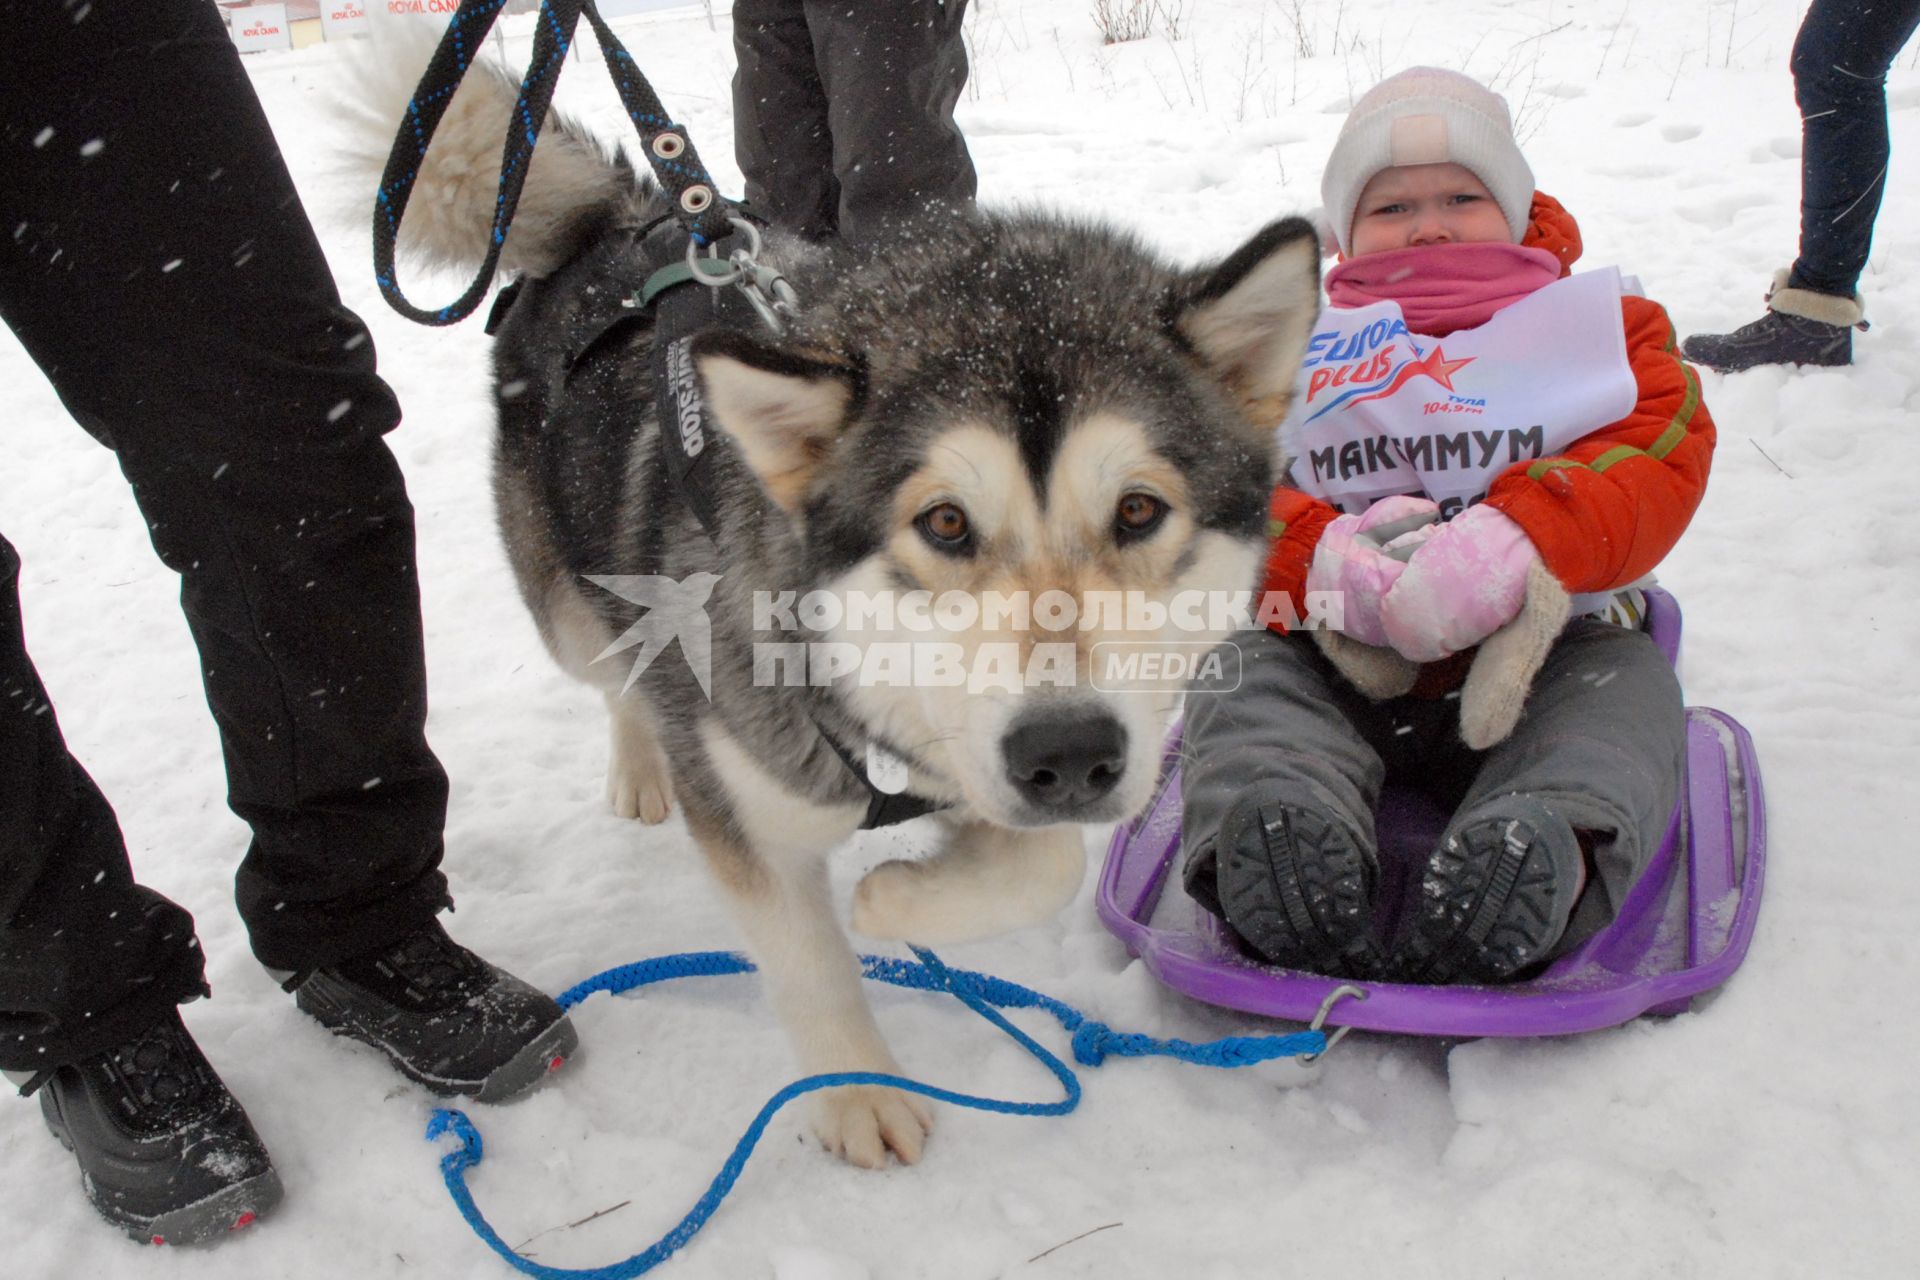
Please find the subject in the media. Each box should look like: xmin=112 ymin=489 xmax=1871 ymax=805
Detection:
xmin=428 ymin=945 xmax=1332 ymax=1278
xmin=373 ymin=0 xmax=733 ymax=326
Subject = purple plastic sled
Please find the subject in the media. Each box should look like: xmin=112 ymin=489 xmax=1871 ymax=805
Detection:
xmin=1095 ymin=590 xmax=1767 ymax=1038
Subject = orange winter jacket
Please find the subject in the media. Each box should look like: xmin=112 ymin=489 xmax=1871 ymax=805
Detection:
xmin=1262 ymin=192 xmax=1715 ymax=625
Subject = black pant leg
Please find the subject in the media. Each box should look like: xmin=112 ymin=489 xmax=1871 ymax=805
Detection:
xmin=0 ymin=535 xmax=209 ymax=1071
xmin=732 ymin=0 xmax=841 ymax=240
xmin=1789 ymin=0 xmax=1920 ymax=297
xmin=808 ymin=0 xmax=978 ymax=246
xmin=0 ymin=0 xmax=450 ymax=978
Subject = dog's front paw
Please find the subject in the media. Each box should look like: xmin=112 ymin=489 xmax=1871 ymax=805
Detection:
xmin=850 ymin=859 xmax=930 ymax=941
xmin=604 ymin=695 xmax=675 ymax=824
xmin=811 ymin=1085 xmax=933 ymax=1169
xmin=606 ymin=735 xmax=674 ymax=824
xmin=852 ymin=827 xmax=1087 ymax=944
xmin=607 ymin=763 xmax=674 ymax=824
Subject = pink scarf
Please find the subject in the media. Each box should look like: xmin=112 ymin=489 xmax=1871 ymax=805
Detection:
xmin=1324 ymin=242 xmax=1563 ymax=336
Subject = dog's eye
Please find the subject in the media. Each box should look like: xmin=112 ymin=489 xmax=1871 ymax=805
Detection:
xmin=1114 ymin=492 xmax=1168 ymax=543
xmin=917 ymin=502 xmax=973 ymax=552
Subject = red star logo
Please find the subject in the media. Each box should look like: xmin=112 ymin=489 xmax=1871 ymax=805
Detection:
xmin=1405 ymin=344 xmax=1474 ymax=390
xmin=1348 ymin=344 xmax=1476 ymax=406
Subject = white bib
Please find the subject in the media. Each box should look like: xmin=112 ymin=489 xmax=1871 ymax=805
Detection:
xmin=1278 ymin=268 xmax=1639 ymax=517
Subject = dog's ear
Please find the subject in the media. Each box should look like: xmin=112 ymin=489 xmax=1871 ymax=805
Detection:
xmin=691 ymin=330 xmax=857 ymax=514
xmin=1171 ymin=216 xmax=1322 ymax=431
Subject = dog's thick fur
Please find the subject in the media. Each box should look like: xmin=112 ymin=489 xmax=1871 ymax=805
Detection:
xmin=357 ymin=56 xmax=1320 ymax=1167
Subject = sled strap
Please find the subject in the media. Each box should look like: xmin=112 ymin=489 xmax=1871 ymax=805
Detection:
xmin=374 ymin=0 xmax=732 ymax=326
xmin=426 ymin=947 xmax=1329 ymax=1279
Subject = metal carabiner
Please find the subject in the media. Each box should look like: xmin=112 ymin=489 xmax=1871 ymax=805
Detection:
xmin=1299 ymin=983 xmax=1368 ymax=1064
xmin=739 ymin=261 xmax=801 ymax=336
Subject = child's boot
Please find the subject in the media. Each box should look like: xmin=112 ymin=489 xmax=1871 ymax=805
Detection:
xmin=1188 ymin=780 xmax=1381 ymax=976
xmin=1398 ymin=794 xmax=1585 ymax=984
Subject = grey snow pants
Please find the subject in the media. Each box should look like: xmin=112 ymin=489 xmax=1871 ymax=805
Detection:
xmin=1182 ymin=620 xmax=1687 ymax=957
xmin=732 ymin=0 xmax=977 ymax=245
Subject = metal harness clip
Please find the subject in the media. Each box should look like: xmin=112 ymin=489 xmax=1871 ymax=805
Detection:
xmin=683 ymin=216 xmax=802 ymax=336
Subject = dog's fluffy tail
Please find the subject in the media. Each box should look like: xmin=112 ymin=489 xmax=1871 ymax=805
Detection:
xmin=340 ymin=31 xmax=650 ymax=280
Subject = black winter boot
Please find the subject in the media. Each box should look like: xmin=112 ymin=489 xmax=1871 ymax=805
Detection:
xmin=285 ymin=921 xmax=576 ymax=1103
xmin=1681 ymin=269 xmax=1864 ymax=372
xmin=21 ymin=1008 xmax=282 ymax=1246
xmin=1189 ymin=781 xmax=1383 ymax=977
xmin=1396 ymin=795 xmax=1586 ymax=985
xmin=1682 ymin=310 xmax=1852 ymax=372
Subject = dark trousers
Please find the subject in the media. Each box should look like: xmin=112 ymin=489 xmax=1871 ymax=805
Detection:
xmin=0 ymin=0 xmax=451 ymax=1070
xmin=732 ymin=0 xmax=977 ymax=245
xmin=1182 ymin=622 xmax=1686 ymax=957
xmin=1788 ymin=0 xmax=1920 ymax=298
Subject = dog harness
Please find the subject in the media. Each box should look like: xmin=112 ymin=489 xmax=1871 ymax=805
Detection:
xmin=487 ymin=213 xmax=946 ymax=831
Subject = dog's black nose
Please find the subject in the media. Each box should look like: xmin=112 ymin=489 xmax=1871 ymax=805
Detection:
xmin=1003 ymin=712 xmax=1127 ymax=810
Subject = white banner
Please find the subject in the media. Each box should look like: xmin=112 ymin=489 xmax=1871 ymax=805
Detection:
xmin=320 ymin=0 xmax=371 ymax=40
xmin=1278 ymin=268 xmax=1638 ymax=516
xmin=229 ymin=3 xmax=293 ymax=53
xmin=368 ymin=0 xmax=459 ymax=39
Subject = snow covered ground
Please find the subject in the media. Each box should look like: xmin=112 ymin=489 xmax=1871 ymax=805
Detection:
xmin=5 ymin=0 xmax=1919 ymax=1275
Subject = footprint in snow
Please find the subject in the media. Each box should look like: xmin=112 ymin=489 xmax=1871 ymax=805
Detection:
xmin=1662 ymin=122 xmax=1704 ymax=142
xmin=1594 ymin=162 xmax=1679 ymax=179
xmin=1748 ymin=136 xmax=1801 ymax=163
xmin=1674 ymin=190 xmax=1770 ymax=228
xmin=1614 ymin=111 xmax=1654 ymax=127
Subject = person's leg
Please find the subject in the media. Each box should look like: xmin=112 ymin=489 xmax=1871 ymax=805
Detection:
xmin=732 ymin=0 xmax=841 ymax=240
xmin=1789 ymin=0 xmax=1920 ymax=299
xmin=806 ymin=0 xmax=978 ymax=246
xmin=0 ymin=0 xmax=450 ymax=977
xmin=1400 ymin=620 xmax=1686 ymax=983
xmin=0 ymin=536 xmax=208 ymax=1071
xmin=1181 ymin=628 xmax=1389 ymax=975
xmin=1 ymin=533 xmax=281 ymax=1245
xmin=3 ymin=0 xmax=572 ymax=1121
xmin=1679 ymin=0 xmax=1917 ymax=371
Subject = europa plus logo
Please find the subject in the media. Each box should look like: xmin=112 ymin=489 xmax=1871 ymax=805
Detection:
xmin=1302 ymin=316 xmax=1477 ymax=425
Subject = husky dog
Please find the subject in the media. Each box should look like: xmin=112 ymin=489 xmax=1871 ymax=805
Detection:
xmin=360 ymin=59 xmax=1319 ymax=1167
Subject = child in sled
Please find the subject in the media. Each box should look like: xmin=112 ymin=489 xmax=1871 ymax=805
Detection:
xmin=1181 ymin=67 xmax=1716 ymax=984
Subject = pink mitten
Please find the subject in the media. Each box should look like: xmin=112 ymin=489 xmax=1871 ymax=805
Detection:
xmin=1379 ymin=504 xmax=1541 ymax=663
xmin=1305 ymin=496 xmax=1442 ymax=646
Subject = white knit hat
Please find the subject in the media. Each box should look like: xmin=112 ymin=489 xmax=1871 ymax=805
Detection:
xmin=1320 ymin=67 xmax=1535 ymax=255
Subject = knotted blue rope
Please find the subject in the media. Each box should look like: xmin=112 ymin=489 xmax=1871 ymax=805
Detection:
xmin=428 ymin=946 xmax=1324 ymax=1278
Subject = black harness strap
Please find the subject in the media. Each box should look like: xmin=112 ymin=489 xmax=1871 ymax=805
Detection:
xmin=811 ymin=722 xmax=946 ymax=830
xmin=646 ymin=275 xmax=732 ymax=536
xmin=640 ymin=240 xmax=945 ymax=830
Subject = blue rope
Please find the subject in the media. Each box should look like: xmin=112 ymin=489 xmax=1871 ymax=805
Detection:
xmin=428 ymin=947 xmax=1324 ymax=1278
